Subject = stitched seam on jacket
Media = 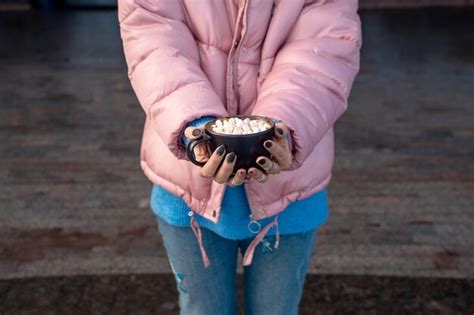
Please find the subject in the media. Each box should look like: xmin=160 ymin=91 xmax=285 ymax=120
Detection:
xmin=119 ymin=7 xmax=137 ymax=24
xmin=318 ymin=31 xmax=361 ymax=51
xmin=129 ymin=47 xmax=197 ymax=81
xmin=196 ymin=40 xmax=228 ymax=55
xmin=267 ymin=62 xmax=348 ymax=98
xmin=261 ymin=56 xmax=275 ymax=61
xmin=128 ymin=47 xmax=161 ymax=78
xmin=312 ymin=41 xmax=359 ymax=69
xmin=297 ymin=64 xmax=348 ymax=98
xmin=263 ymin=88 xmax=330 ymax=128
xmin=239 ymin=60 xmax=260 ymax=66
xmin=145 ymin=80 xmax=206 ymax=116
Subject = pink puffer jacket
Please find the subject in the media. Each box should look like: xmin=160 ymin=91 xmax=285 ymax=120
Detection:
xmin=118 ymin=0 xmax=361 ymax=267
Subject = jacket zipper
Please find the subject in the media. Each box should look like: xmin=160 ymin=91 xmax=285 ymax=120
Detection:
xmin=220 ymin=0 xmax=258 ymax=224
xmin=213 ymin=0 xmax=250 ymax=224
xmin=236 ymin=0 xmax=259 ymax=221
xmin=233 ymin=0 xmax=251 ymax=108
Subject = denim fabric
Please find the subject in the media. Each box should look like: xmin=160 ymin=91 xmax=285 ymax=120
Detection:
xmin=156 ymin=214 xmax=317 ymax=315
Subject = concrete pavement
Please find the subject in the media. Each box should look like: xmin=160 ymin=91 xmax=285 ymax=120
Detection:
xmin=0 ymin=8 xmax=473 ymax=280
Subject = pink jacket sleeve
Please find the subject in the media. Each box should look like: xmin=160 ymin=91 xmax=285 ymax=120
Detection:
xmin=252 ymin=0 xmax=362 ymax=170
xmin=118 ymin=0 xmax=228 ymax=160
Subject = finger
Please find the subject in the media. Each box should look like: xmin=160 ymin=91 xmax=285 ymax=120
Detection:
xmin=194 ymin=146 xmax=210 ymax=163
xmin=248 ymin=167 xmax=268 ymax=183
xmin=256 ymin=156 xmax=281 ymax=174
xmin=185 ymin=125 xmax=211 ymax=160
xmin=263 ymin=139 xmax=291 ymax=170
xmin=194 ymin=143 xmax=211 ymax=162
xmin=273 ymin=122 xmax=291 ymax=153
xmin=197 ymin=144 xmax=226 ymax=178
xmin=184 ymin=125 xmax=206 ymax=140
xmin=193 ymin=140 xmax=211 ymax=163
xmin=227 ymin=168 xmax=247 ymax=187
xmin=194 ymin=142 xmax=211 ymax=162
xmin=214 ymin=152 xmax=237 ymax=184
xmin=243 ymin=173 xmax=251 ymax=183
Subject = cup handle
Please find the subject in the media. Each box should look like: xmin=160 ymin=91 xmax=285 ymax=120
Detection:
xmin=186 ymin=134 xmax=211 ymax=167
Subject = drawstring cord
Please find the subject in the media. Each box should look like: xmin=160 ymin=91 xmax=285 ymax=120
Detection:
xmin=243 ymin=214 xmax=280 ymax=266
xmin=189 ymin=211 xmax=211 ymax=268
xmin=188 ymin=210 xmax=280 ymax=268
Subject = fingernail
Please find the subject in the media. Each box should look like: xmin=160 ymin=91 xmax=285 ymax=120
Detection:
xmin=276 ymin=127 xmax=284 ymax=135
xmin=238 ymin=170 xmax=245 ymax=176
xmin=192 ymin=129 xmax=201 ymax=137
xmin=227 ymin=152 xmax=236 ymax=163
xmin=265 ymin=141 xmax=272 ymax=148
xmin=217 ymin=145 xmax=225 ymax=156
xmin=248 ymin=170 xmax=254 ymax=175
xmin=258 ymin=159 xmax=265 ymax=165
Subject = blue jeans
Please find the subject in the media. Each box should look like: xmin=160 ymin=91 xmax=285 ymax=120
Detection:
xmin=156 ymin=214 xmax=317 ymax=315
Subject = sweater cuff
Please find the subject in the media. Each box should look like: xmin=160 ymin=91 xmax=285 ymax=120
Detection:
xmin=182 ymin=115 xmax=216 ymax=146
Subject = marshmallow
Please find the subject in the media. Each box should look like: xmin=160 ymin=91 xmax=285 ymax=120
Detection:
xmin=211 ymin=117 xmax=271 ymax=135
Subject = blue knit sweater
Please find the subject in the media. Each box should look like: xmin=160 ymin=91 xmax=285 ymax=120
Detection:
xmin=150 ymin=116 xmax=329 ymax=240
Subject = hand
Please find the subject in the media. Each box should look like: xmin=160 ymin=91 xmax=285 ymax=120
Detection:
xmin=184 ymin=126 xmax=248 ymax=187
xmin=247 ymin=122 xmax=293 ymax=183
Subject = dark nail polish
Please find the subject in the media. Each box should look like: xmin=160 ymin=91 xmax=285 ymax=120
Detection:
xmin=258 ymin=159 xmax=265 ymax=165
xmin=265 ymin=141 xmax=272 ymax=148
xmin=216 ymin=145 xmax=225 ymax=156
xmin=227 ymin=152 xmax=236 ymax=163
xmin=276 ymin=127 xmax=284 ymax=135
xmin=192 ymin=129 xmax=201 ymax=137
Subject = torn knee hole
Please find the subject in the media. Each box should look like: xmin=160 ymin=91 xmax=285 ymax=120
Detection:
xmin=173 ymin=272 xmax=188 ymax=294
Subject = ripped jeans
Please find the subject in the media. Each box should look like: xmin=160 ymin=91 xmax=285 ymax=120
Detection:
xmin=155 ymin=214 xmax=317 ymax=315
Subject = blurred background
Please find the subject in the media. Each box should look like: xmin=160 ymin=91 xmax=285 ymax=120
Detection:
xmin=0 ymin=0 xmax=473 ymax=314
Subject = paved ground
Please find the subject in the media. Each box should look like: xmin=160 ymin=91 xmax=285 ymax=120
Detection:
xmin=1 ymin=275 xmax=472 ymax=315
xmin=0 ymin=6 xmax=473 ymax=314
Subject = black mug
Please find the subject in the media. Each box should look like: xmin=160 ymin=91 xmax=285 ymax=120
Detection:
xmin=186 ymin=115 xmax=275 ymax=176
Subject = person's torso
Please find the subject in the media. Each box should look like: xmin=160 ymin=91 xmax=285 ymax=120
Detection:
xmin=181 ymin=0 xmax=323 ymax=116
xmin=140 ymin=0 xmax=335 ymax=221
